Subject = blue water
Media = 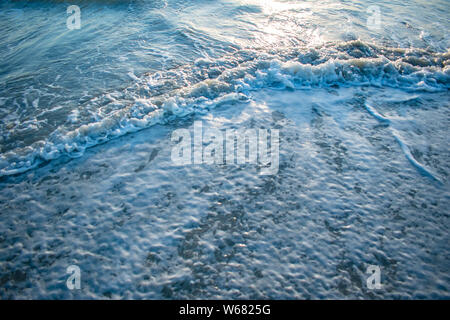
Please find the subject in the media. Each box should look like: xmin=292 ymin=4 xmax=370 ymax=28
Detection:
xmin=0 ymin=0 xmax=449 ymax=175
xmin=0 ymin=0 xmax=449 ymax=299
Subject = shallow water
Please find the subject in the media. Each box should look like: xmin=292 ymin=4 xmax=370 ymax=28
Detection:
xmin=0 ymin=0 xmax=449 ymax=299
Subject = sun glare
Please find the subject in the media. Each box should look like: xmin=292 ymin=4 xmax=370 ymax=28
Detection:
xmin=240 ymin=0 xmax=306 ymax=14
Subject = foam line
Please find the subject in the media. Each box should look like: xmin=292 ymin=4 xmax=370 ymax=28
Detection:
xmin=393 ymin=132 xmax=441 ymax=184
xmin=364 ymin=103 xmax=391 ymax=124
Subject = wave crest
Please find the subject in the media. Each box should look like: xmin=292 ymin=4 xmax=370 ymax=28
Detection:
xmin=1 ymin=41 xmax=449 ymax=177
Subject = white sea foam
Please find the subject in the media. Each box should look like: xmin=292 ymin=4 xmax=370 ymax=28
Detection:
xmin=1 ymin=0 xmax=449 ymax=299
xmin=1 ymin=87 xmax=448 ymax=299
xmin=1 ymin=43 xmax=449 ymax=177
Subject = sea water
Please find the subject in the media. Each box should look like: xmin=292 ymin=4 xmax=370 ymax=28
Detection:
xmin=0 ymin=0 xmax=449 ymax=298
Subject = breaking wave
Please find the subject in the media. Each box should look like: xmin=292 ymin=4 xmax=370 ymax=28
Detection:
xmin=1 ymin=40 xmax=449 ymax=177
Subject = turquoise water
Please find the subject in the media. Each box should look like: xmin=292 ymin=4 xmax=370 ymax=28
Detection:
xmin=0 ymin=0 xmax=449 ymax=299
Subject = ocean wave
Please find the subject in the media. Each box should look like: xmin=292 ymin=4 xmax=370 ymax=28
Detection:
xmin=1 ymin=40 xmax=449 ymax=177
